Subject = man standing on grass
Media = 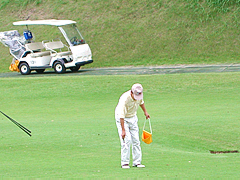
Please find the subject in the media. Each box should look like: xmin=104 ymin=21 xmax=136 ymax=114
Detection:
xmin=115 ymin=83 xmax=150 ymax=169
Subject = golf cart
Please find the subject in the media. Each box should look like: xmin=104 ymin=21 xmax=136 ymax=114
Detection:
xmin=0 ymin=19 xmax=93 ymax=75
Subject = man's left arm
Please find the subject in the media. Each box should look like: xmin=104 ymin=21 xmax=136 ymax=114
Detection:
xmin=140 ymin=103 xmax=150 ymax=119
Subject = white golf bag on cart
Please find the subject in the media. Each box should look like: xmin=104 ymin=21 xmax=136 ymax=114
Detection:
xmin=0 ymin=30 xmax=26 ymax=72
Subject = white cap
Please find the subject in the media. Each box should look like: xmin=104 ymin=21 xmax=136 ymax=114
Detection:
xmin=131 ymin=83 xmax=143 ymax=100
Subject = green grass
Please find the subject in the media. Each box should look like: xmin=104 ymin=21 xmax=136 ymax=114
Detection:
xmin=0 ymin=0 xmax=240 ymax=73
xmin=0 ymin=1 xmax=239 ymax=178
xmin=0 ymin=73 xmax=239 ymax=178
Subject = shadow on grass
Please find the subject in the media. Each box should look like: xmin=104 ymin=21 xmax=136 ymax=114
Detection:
xmin=0 ymin=69 xmax=95 ymax=78
xmin=1 ymin=64 xmax=240 ymax=78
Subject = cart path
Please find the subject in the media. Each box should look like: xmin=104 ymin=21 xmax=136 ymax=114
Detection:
xmin=0 ymin=64 xmax=240 ymax=78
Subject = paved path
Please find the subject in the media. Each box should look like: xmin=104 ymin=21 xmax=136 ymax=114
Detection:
xmin=0 ymin=64 xmax=240 ymax=78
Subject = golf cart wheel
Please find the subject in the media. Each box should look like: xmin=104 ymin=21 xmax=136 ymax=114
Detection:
xmin=19 ymin=62 xmax=31 ymax=75
xmin=54 ymin=61 xmax=66 ymax=73
xmin=70 ymin=65 xmax=81 ymax=72
xmin=36 ymin=69 xmax=45 ymax=74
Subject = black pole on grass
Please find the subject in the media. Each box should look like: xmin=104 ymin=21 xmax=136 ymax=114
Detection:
xmin=0 ymin=111 xmax=32 ymax=137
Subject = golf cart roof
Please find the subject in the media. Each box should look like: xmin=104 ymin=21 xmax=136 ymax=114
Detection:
xmin=13 ymin=19 xmax=76 ymax=26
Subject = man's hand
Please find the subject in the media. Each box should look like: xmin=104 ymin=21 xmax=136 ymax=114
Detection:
xmin=145 ymin=112 xmax=150 ymax=119
xmin=121 ymin=129 xmax=126 ymax=140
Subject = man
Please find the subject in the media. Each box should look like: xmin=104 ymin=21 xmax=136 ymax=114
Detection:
xmin=115 ymin=83 xmax=150 ymax=169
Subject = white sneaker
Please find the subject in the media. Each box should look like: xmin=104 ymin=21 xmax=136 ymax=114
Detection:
xmin=133 ymin=164 xmax=145 ymax=168
xmin=121 ymin=164 xmax=130 ymax=169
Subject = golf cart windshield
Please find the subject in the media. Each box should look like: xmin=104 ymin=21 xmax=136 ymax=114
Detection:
xmin=61 ymin=24 xmax=86 ymax=46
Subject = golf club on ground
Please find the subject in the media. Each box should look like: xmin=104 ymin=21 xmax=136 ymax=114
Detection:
xmin=0 ymin=111 xmax=32 ymax=137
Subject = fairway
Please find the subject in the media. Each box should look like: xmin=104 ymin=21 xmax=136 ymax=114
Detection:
xmin=0 ymin=72 xmax=239 ymax=178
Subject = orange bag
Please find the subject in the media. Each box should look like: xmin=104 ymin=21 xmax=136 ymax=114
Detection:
xmin=142 ymin=118 xmax=152 ymax=144
xmin=9 ymin=60 xmax=20 ymax=72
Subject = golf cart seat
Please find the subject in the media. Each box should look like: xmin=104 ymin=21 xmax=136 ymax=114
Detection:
xmin=25 ymin=42 xmax=51 ymax=58
xmin=44 ymin=40 xmax=72 ymax=57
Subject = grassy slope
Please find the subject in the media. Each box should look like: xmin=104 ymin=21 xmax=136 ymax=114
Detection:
xmin=0 ymin=73 xmax=239 ymax=178
xmin=0 ymin=0 xmax=240 ymax=73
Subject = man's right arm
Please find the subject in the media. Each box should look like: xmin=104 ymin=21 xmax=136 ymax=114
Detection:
xmin=120 ymin=118 xmax=126 ymax=140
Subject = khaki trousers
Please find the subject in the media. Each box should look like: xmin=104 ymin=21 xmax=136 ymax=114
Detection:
xmin=115 ymin=115 xmax=142 ymax=166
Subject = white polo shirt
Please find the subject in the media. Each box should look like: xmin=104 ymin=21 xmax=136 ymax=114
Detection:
xmin=115 ymin=90 xmax=144 ymax=118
